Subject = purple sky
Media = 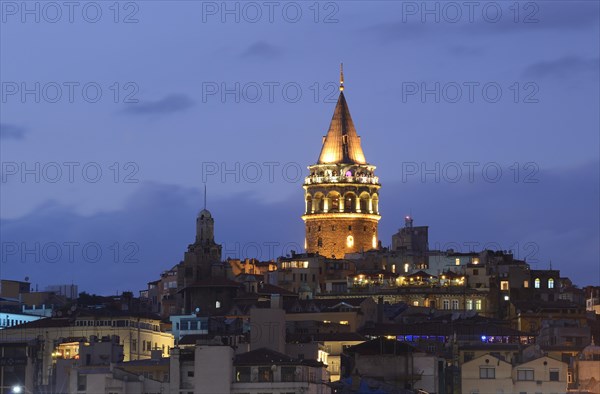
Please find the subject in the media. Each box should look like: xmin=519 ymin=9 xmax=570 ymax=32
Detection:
xmin=1 ymin=1 xmax=599 ymax=294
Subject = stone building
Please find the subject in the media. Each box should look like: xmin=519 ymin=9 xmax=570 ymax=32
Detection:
xmin=176 ymin=207 xmax=240 ymax=315
xmin=391 ymin=216 xmax=429 ymax=270
xmin=302 ymin=67 xmax=381 ymax=259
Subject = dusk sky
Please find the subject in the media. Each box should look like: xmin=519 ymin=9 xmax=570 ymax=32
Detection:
xmin=1 ymin=1 xmax=598 ymax=294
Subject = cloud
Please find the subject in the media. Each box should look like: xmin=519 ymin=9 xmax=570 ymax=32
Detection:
xmin=379 ymin=160 xmax=599 ymax=284
xmin=523 ymin=56 xmax=600 ymax=78
xmin=123 ymin=94 xmax=194 ymax=115
xmin=0 ymin=183 xmax=303 ymax=294
xmin=2 ymin=160 xmax=598 ymax=294
xmin=0 ymin=123 xmax=26 ymax=140
xmin=241 ymin=41 xmax=282 ymax=59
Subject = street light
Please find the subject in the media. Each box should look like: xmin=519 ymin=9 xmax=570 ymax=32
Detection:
xmin=11 ymin=386 xmax=23 ymax=394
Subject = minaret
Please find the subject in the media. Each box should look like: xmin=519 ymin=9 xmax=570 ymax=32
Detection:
xmin=302 ymin=66 xmax=381 ymax=258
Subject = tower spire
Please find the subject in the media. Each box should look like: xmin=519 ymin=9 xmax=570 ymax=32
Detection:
xmin=203 ymin=184 xmax=207 ymax=210
xmin=317 ymin=65 xmax=366 ymax=164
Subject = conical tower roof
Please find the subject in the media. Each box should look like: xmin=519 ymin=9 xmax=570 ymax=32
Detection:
xmin=317 ymin=71 xmax=367 ymax=165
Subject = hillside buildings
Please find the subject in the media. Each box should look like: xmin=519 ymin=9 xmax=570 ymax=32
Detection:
xmin=2 ymin=68 xmax=597 ymax=394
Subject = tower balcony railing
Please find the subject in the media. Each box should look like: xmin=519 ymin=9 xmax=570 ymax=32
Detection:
xmin=304 ymin=174 xmax=379 ymax=185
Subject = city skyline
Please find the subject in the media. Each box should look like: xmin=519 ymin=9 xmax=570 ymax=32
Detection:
xmin=1 ymin=1 xmax=599 ymax=294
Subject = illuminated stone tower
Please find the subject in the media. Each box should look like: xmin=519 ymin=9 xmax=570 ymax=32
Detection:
xmin=302 ymin=66 xmax=381 ymax=258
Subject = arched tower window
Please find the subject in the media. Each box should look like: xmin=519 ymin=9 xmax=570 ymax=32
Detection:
xmin=314 ymin=193 xmax=324 ymax=213
xmin=548 ymin=278 xmax=554 ymax=289
xmin=534 ymin=278 xmax=540 ymax=288
xmin=317 ymin=238 xmax=323 ymax=247
xmin=372 ymin=194 xmax=379 ymax=215
xmin=344 ymin=193 xmax=356 ymax=213
xmin=305 ymin=195 xmax=312 ymax=214
xmin=328 ymin=192 xmax=340 ymax=212
xmin=359 ymin=193 xmax=370 ymax=213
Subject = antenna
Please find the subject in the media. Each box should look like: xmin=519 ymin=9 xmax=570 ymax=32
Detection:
xmin=203 ymin=184 xmax=207 ymax=210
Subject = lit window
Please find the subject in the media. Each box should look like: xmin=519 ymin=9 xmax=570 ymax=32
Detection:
xmin=372 ymin=235 xmax=377 ymax=249
xmin=504 ymin=295 xmax=509 ymax=301
xmin=443 ymin=300 xmax=450 ymax=310
xmin=339 ymin=321 xmax=349 ymax=325
xmin=479 ymin=367 xmax=495 ymax=379
xmin=475 ymin=300 xmax=482 ymax=310
xmin=466 ymin=300 xmax=473 ymax=310
xmin=548 ymin=278 xmax=554 ymax=289
xmin=455 ymin=258 xmax=460 ymax=266
xmin=392 ymin=264 xmax=396 ymax=273
xmin=452 ymin=300 xmax=459 ymax=309
xmin=523 ymin=280 xmax=529 ymax=288
xmin=215 ymin=301 xmax=221 ymax=309
xmin=346 ymin=235 xmax=354 ymax=248
xmin=404 ymin=263 xmax=409 ymax=273
xmin=534 ymin=278 xmax=540 ymax=288
xmin=413 ymin=301 xmax=419 ymax=306
xmin=500 ymin=281 xmax=509 ymax=291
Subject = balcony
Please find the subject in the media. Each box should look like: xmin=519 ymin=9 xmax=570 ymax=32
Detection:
xmin=304 ymin=174 xmax=379 ymax=185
